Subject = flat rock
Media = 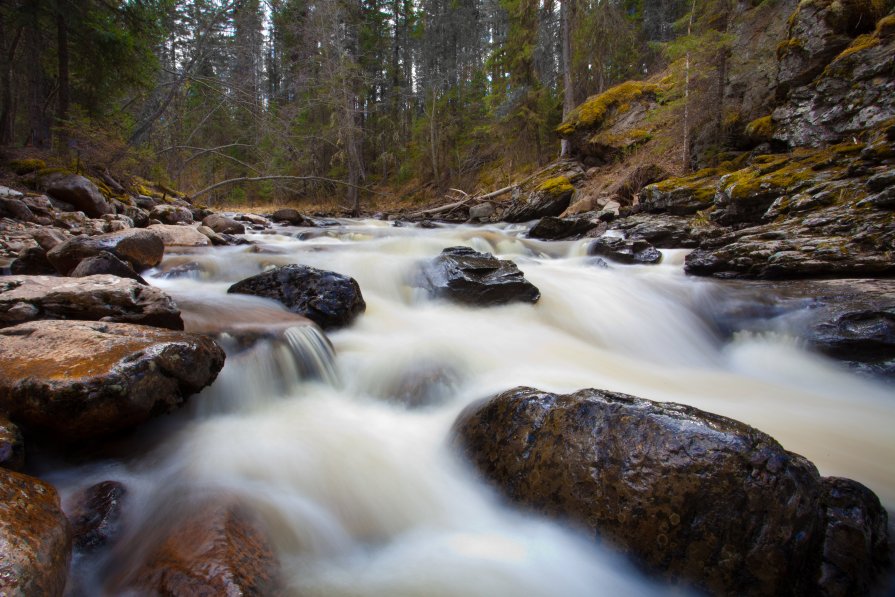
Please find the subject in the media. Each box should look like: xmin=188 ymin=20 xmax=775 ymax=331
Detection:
xmin=46 ymin=229 xmax=164 ymax=275
xmin=587 ymin=236 xmax=662 ymax=264
xmin=452 ymin=386 xmax=889 ymax=595
xmin=123 ymin=501 xmax=279 ymax=596
xmin=228 ymin=264 xmax=365 ymax=330
xmin=609 ymin=213 xmax=699 ymax=248
xmin=146 ymin=224 xmax=211 ymax=247
xmin=415 ymin=246 xmax=540 ymax=306
xmin=0 ymin=320 xmax=224 ymax=441
xmin=45 ymin=174 xmax=113 ymax=218
xmin=202 ymin=214 xmax=245 ymax=235
xmin=0 ymin=275 xmax=182 ymax=330
xmin=0 ymin=468 xmax=71 ymax=596
xmin=70 ymin=251 xmax=147 ymax=284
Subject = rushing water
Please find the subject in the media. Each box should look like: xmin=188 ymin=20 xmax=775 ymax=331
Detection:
xmin=46 ymin=219 xmax=895 ymax=595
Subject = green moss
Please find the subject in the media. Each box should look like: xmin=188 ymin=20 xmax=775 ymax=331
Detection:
xmin=877 ymin=13 xmax=895 ymax=38
xmin=9 ymin=158 xmax=46 ymax=175
xmin=537 ymin=176 xmax=574 ymax=196
xmin=776 ymin=38 xmax=804 ymax=58
xmin=745 ymin=116 xmax=775 ymax=141
xmin=557 ymin=80 xmax=661 ymax=136
xmin=833 ymin=33 xmax=880 ymax=62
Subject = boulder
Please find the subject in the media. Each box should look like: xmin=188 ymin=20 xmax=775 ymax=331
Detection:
xmin=0 ymin=320 xmax=225 ymax=441
xmin=640 ymin=168 xmax=719 ymax=215
xmin=45 ymin=174 xmax=113 ymax=218
xmin=228 ymin=264 xmax=365 ymax=330
xmin=270 ymin=208 xmax=309 ymax=226
xmin=202 ymin=214 xmax=245 ymax=235
xmin=468 ymin=202 xmax=495 ymax=222
xmin=415 ymin=246 xmax=540 ymax=306
xmin=587 ymin=236 xmax=662 ymax=264
xmin=502 ymin=179 xmax=576 ymax=223
xmin=0 ymin=468 xmax=71 ymax=596
xmin=609 ymin=213 xmax=699 ymax=248
xmin=146 ymin=224 xmax=211 ymax=247
xmin=30 ymin=227 xmax=70 ymax=252
xmin=149 ymin=204 xmax=193 ymax=225
xmin=527 ymin=216 xmax=599 ymax=240
xmin=68 ymin=480 xmax=128 ymax=552
xmin=9 ymin=246 xmax=56 ymax=275
xmin=452 ymin=386 xmax=890 ymax=595
xmin=0 ymin=275 xmax=179 ymax=329
xmin=0 ymin=196 xmax=35 ymax=222
xmin=123 ymin=502 xmax=279 ymax=596
xmin=0 ymin=416 xmax=24 ymax=471
xmin=70 ymin=251 xmax=148 ymax=284
xmin=237 ymin=213 xmax=272 ymax=228
xmin=46 ymin=229 xmax=164 ymax=275
xmin=122 ymin=205 xmax=150 ymax=228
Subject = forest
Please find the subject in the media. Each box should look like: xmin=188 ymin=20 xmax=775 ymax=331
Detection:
xmin=0 ymin=0 xmax=730 ymax=212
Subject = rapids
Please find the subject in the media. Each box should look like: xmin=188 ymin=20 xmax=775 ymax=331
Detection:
xmin=45 ymin=219 xmax=894 ymax=595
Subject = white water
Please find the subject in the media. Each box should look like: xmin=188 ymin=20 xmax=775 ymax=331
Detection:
xmin=50 ymin=219 xmax=895 ymax=595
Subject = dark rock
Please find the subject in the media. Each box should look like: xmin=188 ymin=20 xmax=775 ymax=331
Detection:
xmin=0 ymin=197 xmax=35 ymax=222
xmin=45 ymin=175 xmax=114 ymax=218
xmin=0 ymin=468 xmax=71 ymax=596
xmin=857 ymin=187 xmax=895 ymax=209
xmin=30 ymin=227 xmax=70 ymax=252
xmin=123 ymin=501 xmax=279 ymax=596
xmin=415 ymin=247 xmax=540 ymax=306
xmin=68 ymin=480 xmax=127 ymax=552
xmin=122 ymin=205 xmax=150 ymax=228
xmin=70 ymin=251 xmax=147 ymax=284
xmin=46 ymin=229 xmax=164 ymax=275
xmin=134 ymin=195 xmax=159 ymax=210
xmin=202 ymin=214 xmax=245 ymax=235
xmin=0 ymin=416 xmax=24 ymax=470
xmin=468 ymin=202 xmax=495 ymax=222
xmin=609 ymin=213 xmax=699 ymax=248
xmin=149 ymin=204 xmax=193 ymax=225
xmin=452 ymin=386 xmax=890 ymax=595
xmin=503 ymin=185 xmax=575 ymax=223
xmin=271 ymin=208 xmax=309 ymax=225
xmin=10 ymin=246 xmax=56 ymax=275
xmin=867 ymin=170 xmax=895 ymax=193
xmin=587 ymin=236 xmax=662 ymax=264
xmin=527 ymin=216 xmax=598 ymax=240
xmin=0 ymin=320 xmax=225 ymax=441
xmin=228 ymin=264 xmax=366 ymax=330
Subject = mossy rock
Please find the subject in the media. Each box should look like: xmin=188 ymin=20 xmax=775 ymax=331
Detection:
xmin=536 ymin=176 xmax=574 ymax=197
xmin=9 ymin=159 xmax=46 ymax=175
xmin=557 ymin=80 xmax=661 ymax=136
xmin=745 ymin=116 xmax=775 ymax=143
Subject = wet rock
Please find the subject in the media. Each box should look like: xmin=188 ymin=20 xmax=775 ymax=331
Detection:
xmin=0 ymin=468 xmax=71 ymax=596
xmin=150 ymin=204 xmax=193 ymax=225
xmin=381 ymin=361 xmax=460 ymax=409
xmin=0 ymin=275 xmax=180 ymax=329
xmin=46 ymin=229 xmax=164 ymax=275
xmin=237 ymin=213 xmax=272 ymax=228
xmin=9 ymin=246 xmax=56 ymax=275
xmin=0 ymin=320 xmax=225 ymax=441
xmin=125 ymin=501 xmax=279 ymax=596
xmin=0 ymin=416 xmax=25 ymax=471
xmin=609 ymin=213 xmax=699 ymax=248
xmin=452 ymin=386 xmax=890 ymax=595
xmin=0 ymin=196 xmax=35 ymax=222
xmin=640 ymin=169 xmax=718 ymax=215
xmin=45 ymin=174 xmax=113 ymax=218
xmin=502 ymin=184 xmax=575 ymax=223
xmin=202 ymin=213 xmax=245 ymax=235
xmin=70 ymin=251 xmax=148 ymax=284
xmin=415 ymin=246 xmax=540 ymax=306
xmin=587 ymin=236 xmax=662 ymax=264
xmin=146 ymin=224 xmax=211 ymax=247
xmin=527 ymin=216 xmax=599 ymax=240
xmin=68 ymin=480 xmax=128 ymax=552
xmin=228 ymin=264 xmax=366 ymax=330
xmin=468 ymin=202 xmax=495 ymax=222
xmin=271 ymin=208 xmax=309 ymax=226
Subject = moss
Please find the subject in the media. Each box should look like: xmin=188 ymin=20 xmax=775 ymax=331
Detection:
xmin=776 ymin=38 xmax=804 ymax=58
xmin=537 ymin=176 xmax=574 ymax=196
xmin=745 ymin=116 xmax=775 ymax=141
xmin=9 ymin=158 xmax=47 ymax=175
xmin=557 ymin=80 xmax=660 ymax=136
xmin=833 ymin=33 xmax=880 ymax=62
xmin=877 ymin=13 xmax=895 ymax=38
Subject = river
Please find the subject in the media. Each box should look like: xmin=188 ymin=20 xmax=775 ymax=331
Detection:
xmin=46 ymin=218 xmax=895 ymax=595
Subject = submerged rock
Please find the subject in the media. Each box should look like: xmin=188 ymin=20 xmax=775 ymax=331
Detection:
xmin=122 ymin=501 xmax=279 ymax=596
xmin=452 ymin=386 xmax=889 ymax=595
xmin=0 ymin=320 xmax=225 ymax=441
xmin=587 ymin=236 xmax=662 ymax=264
xmin=527 ymin=216 xmax=599 ymax=240
xmin=68 ymin=480 xmax=128 ymax=552
xmin=415 ymin=246 xmax=540 ymax=306
xmin=0 ymin=468 xmax=71 ymax=596
xmin=46 ymin=229 xmax=164 ymax=275
xmin=0 ymin=275 xmax=182 ymax=330
xmin=228 ymin=264 xmax=366 ymax=330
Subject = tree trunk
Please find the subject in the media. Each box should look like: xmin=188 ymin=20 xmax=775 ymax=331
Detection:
xmin=560 ymin=0 xmax=574 ymax=158
xmin=682 ymin=0 xmax=696 ymax=171
xmin=0 ymin=25 xmax=22 ymax=145
xmin=56 ymin=11 xmax=70 ymax=152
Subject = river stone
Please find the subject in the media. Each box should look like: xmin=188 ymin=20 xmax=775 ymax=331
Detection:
xmin=70 ymin=251 xmax=147 ymax=284
xmin=587 ymin=236 xmax=662 ymax=264
xmin=68 ymin=480 xmax=128 ymax=552
xmin=228 ymin=264 xmax=366 ymax=330
xmin=46 ymin=229 xmax=164 ymax=275
xmin=9 ymin=246 xmax=56 ymax=275
xmin=452 ymin=386 xmax=890 ymax=595
xmin=45 ymin=174 xmax=113 ymax=218
xmin=0 ymin=416 xmax=24 ymax=471
xmin=0 ymin=196 xmax=35 ymax=222
xmin=503 ymin=186 xmax=575 ymax=223
xmin=149 ymin=204 xmax=193 ymax=225
xmin=0 ymin=320 xmax=225 ymax=441
xmin=609 ymin=213 xmax=699 ymax=248
xmin=0 ymin=468 xmax=72 ymax=596
xmin=201 ymin=213 xmax=245 ymax=235
xmin=146 ymin=224 xmax=211 ymax=247
xmin=125 ymin=501 xmax=279 ymax=596
xmin=416 ymin=246 xmax=540 ymax=306
xmin=468 ymin=202 xmax=495 ymax=222
xmin=527 ymin=216 xmax=599 ymax=240
xmin=0 ymin=275 xmax=182 ymax=330
xmin=271 ymin=208 xmax=309 ymax=225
